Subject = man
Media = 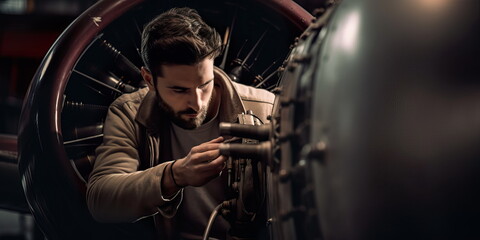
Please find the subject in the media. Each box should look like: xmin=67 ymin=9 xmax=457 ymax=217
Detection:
xmin=86 ymin=7 xmax=275 ymax=240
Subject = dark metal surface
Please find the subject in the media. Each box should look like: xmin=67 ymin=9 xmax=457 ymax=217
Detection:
xmin=313 ymin=1 xmax=480 ymax=239
xmin=270 ymin=0 xmax=480 ymax=239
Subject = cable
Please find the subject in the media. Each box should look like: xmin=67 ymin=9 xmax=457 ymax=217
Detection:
xmin=202 ymin=202 xmax=224 ymax=240
xmin=250 ymin=113 xmax=264 ymax=124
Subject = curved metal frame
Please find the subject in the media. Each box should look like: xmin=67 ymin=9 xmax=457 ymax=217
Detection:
xmin=18 ymin=0 xmax=312 ymax=239
xmin=18 ymin=1 xmax=145 ymax=238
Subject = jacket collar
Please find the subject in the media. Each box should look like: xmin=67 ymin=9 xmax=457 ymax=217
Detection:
xmin=134 ymin=67 xmax=246 ymax=135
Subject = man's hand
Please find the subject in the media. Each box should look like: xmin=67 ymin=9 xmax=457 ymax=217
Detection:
xmin=173 ymin=136 xmax=226 ymax=187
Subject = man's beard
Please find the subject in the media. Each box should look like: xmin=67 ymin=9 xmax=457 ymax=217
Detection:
xmin=157 ymin=95 xmax=210 ymax=130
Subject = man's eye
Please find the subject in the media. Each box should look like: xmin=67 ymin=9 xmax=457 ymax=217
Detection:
xmin=172 ymin=89 xmax=187 ymax=93
xmin=199 ymin=82 xmax=211 ymax=89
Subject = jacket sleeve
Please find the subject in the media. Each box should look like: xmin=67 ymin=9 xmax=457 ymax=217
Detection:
xmin=239 ymin=86 xmax=276 ymax=123
xmin=86 ymin=100 xmax=182 ymax=223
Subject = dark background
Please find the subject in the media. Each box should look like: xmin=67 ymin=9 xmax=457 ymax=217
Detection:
xmin=0 ymin=0 xmax=318 ymax=135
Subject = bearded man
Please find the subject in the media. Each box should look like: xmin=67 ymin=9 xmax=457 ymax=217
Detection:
xmin=86 ymin=7 xmax=274 ymax=240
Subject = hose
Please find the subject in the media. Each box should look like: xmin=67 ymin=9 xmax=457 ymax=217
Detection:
xmin=202 ymin=202 xmax=224 ymax=240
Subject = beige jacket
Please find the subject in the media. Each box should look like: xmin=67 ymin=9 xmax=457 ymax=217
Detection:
xmin=86 ymin=67 xmax=275 ymax=238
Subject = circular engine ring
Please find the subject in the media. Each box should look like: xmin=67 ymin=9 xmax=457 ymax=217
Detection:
xmin=18 ymin=0 xmax=312 ymax=239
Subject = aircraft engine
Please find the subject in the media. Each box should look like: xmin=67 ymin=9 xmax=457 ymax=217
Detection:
xmin=259 ymin=0 xmax=479 ymax=239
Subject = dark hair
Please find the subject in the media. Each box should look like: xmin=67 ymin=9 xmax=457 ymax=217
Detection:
xmin=141 ymin=7 xmax=222 ymax=76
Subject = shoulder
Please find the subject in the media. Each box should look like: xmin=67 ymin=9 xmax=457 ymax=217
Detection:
xmin=109 ymin=87 xmax=149 ymax=111
xmin=232 ymin=82 xmax=275 ymax=106
xmin=102 ymin=88 xmax=150 ymax=137
xmin=231 ymin=82 xmax=275 ymax=122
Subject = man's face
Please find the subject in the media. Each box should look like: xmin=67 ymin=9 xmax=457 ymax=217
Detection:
xmin=147 ymin=58 xmax=215 ymax=129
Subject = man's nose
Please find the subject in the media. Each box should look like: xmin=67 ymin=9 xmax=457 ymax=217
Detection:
xmin=187 ymin=89 xmax=202 ymax=112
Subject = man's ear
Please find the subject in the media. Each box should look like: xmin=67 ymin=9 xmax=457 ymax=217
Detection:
xmin=141 ymin=67 xmax=155 ymax=91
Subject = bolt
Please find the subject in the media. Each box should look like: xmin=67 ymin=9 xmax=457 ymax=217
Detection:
xmin=312 ymin=8 xmax=325 ymax=18
xmin=279 ymin=169 xmax=290 ymax=182
xmin=266 ymin=218 xmax=274 ymax=226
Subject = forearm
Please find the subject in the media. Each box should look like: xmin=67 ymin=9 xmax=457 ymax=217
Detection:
xmin=87 ymin=162 xmax=180 ymax=222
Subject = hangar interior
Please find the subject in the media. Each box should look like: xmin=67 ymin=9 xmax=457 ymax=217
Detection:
xmin=1 ymin=0 xmax=479 ymax=239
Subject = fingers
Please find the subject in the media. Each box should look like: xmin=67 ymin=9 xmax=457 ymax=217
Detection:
xmin=191 ymin=137 xmax=224 ymax=153
xmin=196 ymin=155 xmax=227 ymax=173
xmin=184 ymin=137 xmax=227 ymax=183
xmin=209 ymin=155 xmax=227 ymax=170
xmin=193 ymin=149 xmax=221 ymax=163
xmin=192 ymin=143 xmax=220 ymax=154
xmin=208 ymin=136 xmax=224 ymax=143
